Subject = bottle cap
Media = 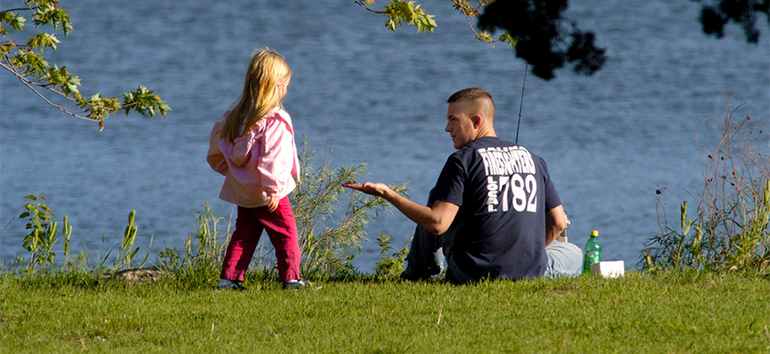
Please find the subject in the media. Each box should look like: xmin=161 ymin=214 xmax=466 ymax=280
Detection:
xmin=590 ymin=230 xmax=599 ymax=237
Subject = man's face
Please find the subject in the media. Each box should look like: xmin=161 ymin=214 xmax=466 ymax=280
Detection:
xmin=445 ymin=101 xmax=477 ymax=149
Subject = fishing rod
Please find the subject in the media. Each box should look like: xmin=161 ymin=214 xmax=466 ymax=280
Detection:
xmin=515 ymin=64 xmax=528 ymax=145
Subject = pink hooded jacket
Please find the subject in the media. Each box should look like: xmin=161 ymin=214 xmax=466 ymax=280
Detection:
xmin=207 ymin=109 xmax=300 ymax=208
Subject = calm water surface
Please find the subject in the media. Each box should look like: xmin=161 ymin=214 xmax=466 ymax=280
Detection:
xmin=1 ymin=1 xmax=768 ymax=271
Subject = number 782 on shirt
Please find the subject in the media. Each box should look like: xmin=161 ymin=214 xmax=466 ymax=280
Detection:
xmin=486 ymin=174 xmax=537 ymax=213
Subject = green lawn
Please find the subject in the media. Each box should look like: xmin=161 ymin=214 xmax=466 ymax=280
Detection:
xmin=1 ymin=272 xmax=769 ymax=353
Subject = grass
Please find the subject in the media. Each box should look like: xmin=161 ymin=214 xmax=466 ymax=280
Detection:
xmin=1 ymin=271 xmax=769 ymax=353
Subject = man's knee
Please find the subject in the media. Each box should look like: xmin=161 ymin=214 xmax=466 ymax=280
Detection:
xmin=545 ymin=241 xmax=583 ymax=277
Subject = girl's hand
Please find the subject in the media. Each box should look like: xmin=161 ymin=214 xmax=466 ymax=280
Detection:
xmin=267 ymin=196 xmax=280 ymax=213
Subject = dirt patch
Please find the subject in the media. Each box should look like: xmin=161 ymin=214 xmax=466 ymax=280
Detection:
xmin=546 ymin=285 xmax=582 ymax=293
xmin=110 ymin=268 xmax=169 ymax=285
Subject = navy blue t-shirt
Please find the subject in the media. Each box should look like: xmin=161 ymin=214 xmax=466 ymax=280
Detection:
xmin=430 ymin=137 xmax=561 ymax=281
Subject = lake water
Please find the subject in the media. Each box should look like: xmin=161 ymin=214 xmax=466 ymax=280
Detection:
xmin=1 ymin=0 xmax=768 ymax=272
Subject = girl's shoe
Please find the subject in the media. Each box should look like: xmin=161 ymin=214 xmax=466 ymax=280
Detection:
xmin=282 ymin=279 xmax=318 ymax=290
xmin=217 ymin=279 xmax=247 ymax=291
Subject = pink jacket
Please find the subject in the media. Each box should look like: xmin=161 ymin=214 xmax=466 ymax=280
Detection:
xmin=207 ymin=109 xmax=300 ymax=208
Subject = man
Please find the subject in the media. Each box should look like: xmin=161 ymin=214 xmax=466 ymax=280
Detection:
xmin=343 ymin=88 xmax=582 ymax=283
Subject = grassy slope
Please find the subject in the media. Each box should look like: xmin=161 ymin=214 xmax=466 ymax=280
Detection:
xmin=1 ymin=272 xmax=769 ymax=353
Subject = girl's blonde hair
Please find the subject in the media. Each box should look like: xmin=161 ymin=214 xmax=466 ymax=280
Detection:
xmin=222 ymin=49 xmax=292 ymax=141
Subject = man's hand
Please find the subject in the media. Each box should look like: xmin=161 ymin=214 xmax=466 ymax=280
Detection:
xmin=343 ymin=181 xmax=459 ymax=235
xmin=267 ymin=196 xmax=280 ymax=213
xmin=342 ymin=181 xmax=391 ymax=197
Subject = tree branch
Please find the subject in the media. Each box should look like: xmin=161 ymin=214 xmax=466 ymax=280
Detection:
xmin=2 ymin=7 xmax=36 ymax=12
xmin=3 ymin=63 xmax=79 ymax=102
xmin=354 ymin=0 xmax=386 ymax=14
xmin=16 ymin=74 xmax=95 ymax=121
xmin=464 ymin=15 xmax=480 ymax=36
xmin=2 ymin=7 xmax=38 ymax=12
xmin=3 ymin=0 xmax=37 ymax=13
xmin=1 ymin=58 xmax=97 ymax=121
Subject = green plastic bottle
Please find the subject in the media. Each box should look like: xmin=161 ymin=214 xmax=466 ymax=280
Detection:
xmin=583 ymin=230 xmax=601 ymax=275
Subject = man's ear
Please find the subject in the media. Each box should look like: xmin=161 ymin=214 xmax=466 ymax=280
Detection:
xmin=473 ymin=115 xmax=482 ymax=128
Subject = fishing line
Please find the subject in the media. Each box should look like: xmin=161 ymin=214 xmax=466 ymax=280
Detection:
xmin=515 ymin=64 xmax=528 ymax=145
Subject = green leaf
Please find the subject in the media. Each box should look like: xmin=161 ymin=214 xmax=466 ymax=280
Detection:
xmin=33 ymin=5 xmax=73 ymax=36
xmin=13 ymin=51 xmax=50 ymax=77
xmin=11 ymin=14 xmax=26 ymax=31
xmin=62 ymin=74 xmax=81 ymax=95
xmin=498 ymin=33 xmax=517 ymax=48
xmin=1 ymin=11 xmax=26 ymax=32
xmin=27 ymin=33 xmax=60 ymax=53
xmin=383 ymin=1 xmax=437 ymax=33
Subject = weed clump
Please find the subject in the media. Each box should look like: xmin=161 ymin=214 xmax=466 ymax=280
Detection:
xmin=643 ymin=103 xmax=770 ymax=275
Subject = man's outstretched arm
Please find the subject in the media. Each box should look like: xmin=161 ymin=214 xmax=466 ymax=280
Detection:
xmin=343 ymin=182 xmax=459 ymax=235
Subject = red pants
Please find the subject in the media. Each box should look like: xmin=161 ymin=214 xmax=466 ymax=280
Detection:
xmin=220 ymin=197 xmax=301 ymax=282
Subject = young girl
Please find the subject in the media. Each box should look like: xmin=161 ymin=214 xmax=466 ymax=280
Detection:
xmin=207 ymin=49 xmax=312 ymax=290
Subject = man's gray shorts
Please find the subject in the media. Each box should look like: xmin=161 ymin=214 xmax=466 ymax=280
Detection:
xmin=543 ymin=240 xmax=583 ymax=277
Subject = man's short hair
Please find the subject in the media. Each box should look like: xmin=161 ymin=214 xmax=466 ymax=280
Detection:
xmin=447 ymin=88 xmax=496 ymax=120
xmin=447 ymin=88 xmax=494 ymax=105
